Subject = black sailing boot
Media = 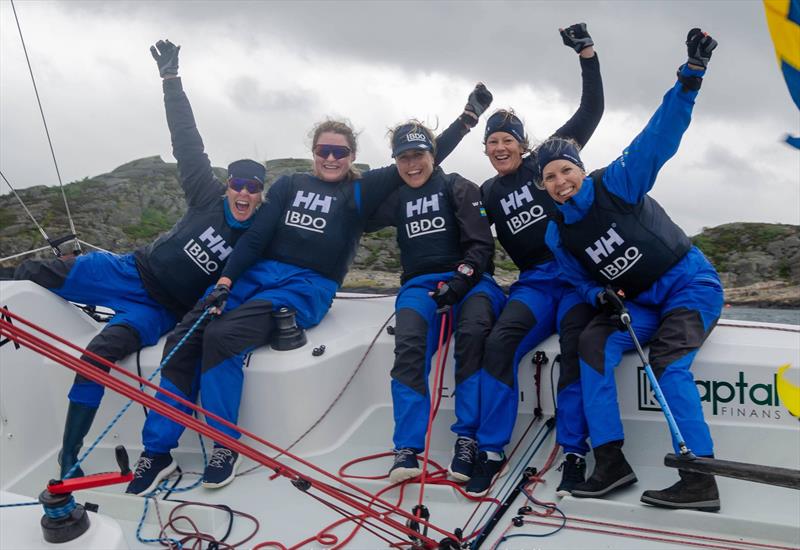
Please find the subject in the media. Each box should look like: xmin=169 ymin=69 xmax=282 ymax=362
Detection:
xmin=58 ymin=401 xmax=98 ymax=479
xmin=571 ymin=440 xmax=637 ymax=498
xmin=641 ymin=467 xmax=720 ymax=512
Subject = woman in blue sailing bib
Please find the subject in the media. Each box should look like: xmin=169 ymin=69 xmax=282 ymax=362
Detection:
xmin=367 ymin=120 xmax=504 ymax=496
xmin=542 ymin=29 xmax=722 ymax=512
xmin=476 ymin=23 xmax=604 ymax=497
xmin=14 ymin=40 xmax=263 ymax=480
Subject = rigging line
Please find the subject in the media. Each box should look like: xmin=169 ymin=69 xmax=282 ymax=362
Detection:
xmin=0 ymin=310 xmax=454 ymax=544
xmin=0 ymin=170 xmax=52 ymax=247
xmin=0 ymin=245 xmax=52 ymax=264
xmin=9 ymin=0 xmax=80 ymax=252
xmin=77 ymin=240 xmax=111 ymax=253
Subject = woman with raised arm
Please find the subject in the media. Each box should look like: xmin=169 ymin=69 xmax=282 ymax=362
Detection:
xmin=475 ymin=23 xmax=603 ymax=497
xmin=125 ymin=85 xmax=492 ymax=495
xmin=14 ymin=40 xmax=264 ymax=479
xmin=541 ymin=29 xmax=721 ymax=511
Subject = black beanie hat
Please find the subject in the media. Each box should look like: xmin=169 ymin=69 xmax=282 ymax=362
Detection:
xmin=227 ymin=159 xmax=266 ymax=183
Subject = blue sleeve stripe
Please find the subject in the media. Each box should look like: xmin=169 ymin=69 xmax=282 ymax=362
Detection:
xmin=355 ymin=181 xmax=362 ymax=215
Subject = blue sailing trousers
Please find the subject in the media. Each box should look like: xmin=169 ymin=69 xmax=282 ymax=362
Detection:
xmin=142 ymin=260 xmax=338 ymax=454
xmin=390 ymin=272 xmax=506 ymax=451
xmin=578 ymin=248 xmax=722 ymax=455
xmin=478 ymin=261 xmax=595 ymax=454
xmin=15 ymin=252 xmax=177 ymax=407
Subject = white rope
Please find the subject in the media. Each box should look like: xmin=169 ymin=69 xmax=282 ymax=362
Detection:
xmin=0 ymin=241 xmax=110 ymax=264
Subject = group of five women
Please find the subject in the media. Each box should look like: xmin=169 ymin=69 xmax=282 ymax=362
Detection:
xmin=18 ymin=23 xmax=722 ymax=513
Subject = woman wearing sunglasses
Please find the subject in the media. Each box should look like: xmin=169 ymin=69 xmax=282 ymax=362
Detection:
xmin=541 ymin=29 xmax=720 ymax=510
xmin=125 ymin=84 xmax=493 ymax=495
xmin=475 ymin=23 xmax=604 ymax=497
xmin=364 ymin=121 xmax=505 ymax=496
xmin=13 ymin=40 xmax=265 ymax=480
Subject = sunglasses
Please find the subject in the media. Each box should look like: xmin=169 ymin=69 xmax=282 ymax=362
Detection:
xmin=314 ymin=144 xmax=352 ymax=160
xmin=228 ymin=178 xmax=264 ymax=194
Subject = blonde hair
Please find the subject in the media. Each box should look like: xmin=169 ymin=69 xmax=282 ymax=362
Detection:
xmin=310 ymin=119 xmax=361 ymax=181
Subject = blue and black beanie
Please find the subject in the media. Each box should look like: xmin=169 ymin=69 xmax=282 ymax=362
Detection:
xmin=484 ymin=111 xmax=526 ymax=144
xmin=535 ymin=139 xmax=584 ymax=180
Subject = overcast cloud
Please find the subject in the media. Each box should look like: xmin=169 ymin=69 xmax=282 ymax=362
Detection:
xmin=1 ymin=0 xmax=798 ymax=236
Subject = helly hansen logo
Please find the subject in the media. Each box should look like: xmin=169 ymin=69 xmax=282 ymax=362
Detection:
xmin=406 ymin=194 xmax=440 ymax=218
xmin=500 ymin=186 xmax=534 ymax=216
xmin=585 ymin=227 xmax=625 ymax=264
xmin=292 ymin=190 xmax=333 ymax=213
xmin=183 ymin=226 xmax=234 ymax=275
xmin=585 ymin=226 xmax=644 ymax=281
xmin=501 ymin=186 xmax=545 ymax=234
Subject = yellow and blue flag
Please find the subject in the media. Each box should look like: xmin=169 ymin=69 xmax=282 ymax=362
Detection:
xmin=764 ymin=0 xmax=800 ymax=148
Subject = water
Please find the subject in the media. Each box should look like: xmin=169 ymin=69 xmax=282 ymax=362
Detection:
xmin=721 ymin=307 xmax=800 ymax=325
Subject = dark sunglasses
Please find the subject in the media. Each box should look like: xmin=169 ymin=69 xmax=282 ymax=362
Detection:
xmin=228 ymin=178 xmax=264 ymax=194
xmin=314 ymin=144 xmax=352 ymax=160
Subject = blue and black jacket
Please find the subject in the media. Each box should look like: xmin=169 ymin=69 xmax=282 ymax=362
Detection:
xmin=545 ymin=64 xmax=707 ymax=303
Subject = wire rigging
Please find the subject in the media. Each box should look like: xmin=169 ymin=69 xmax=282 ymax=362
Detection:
xmin=9 ymin=0 xmax=80 ymax=254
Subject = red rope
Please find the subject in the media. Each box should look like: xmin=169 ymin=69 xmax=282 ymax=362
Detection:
xmin=418 ymin=309 xmax=453 ymax=508
xmin=0 ymin=309 xmax=456 ymax=546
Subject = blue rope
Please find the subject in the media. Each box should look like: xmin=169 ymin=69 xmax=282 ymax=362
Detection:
xmin=64 ymin=310 xmax=210 ymax=479
xmin=42 ymin=495 xmax=77 ymax=520
xmin=135 ymin=432 xmax=208 ymax=548
xmin=0 ymin=501 xmax=39 ymax=508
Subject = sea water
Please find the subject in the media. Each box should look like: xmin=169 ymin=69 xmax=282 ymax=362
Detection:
xmin=721 ymin=307 xmax=800 ymax=325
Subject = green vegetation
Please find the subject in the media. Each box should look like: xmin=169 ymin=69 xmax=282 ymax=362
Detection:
xmin=0 ymin=207 xmax=16 ymax=228
xmin=122 ymin=207 xmax=176 ymax=239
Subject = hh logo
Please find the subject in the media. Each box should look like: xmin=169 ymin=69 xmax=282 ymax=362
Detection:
xmin=637 ymin=367 xmax=662 ymax=411
xmin=292 ymin=191 xmax=333 ymax=213
xmin=406 ymin=194 xmax=440 ymax=218
xmin=585 ymin=227 xmax=643 ymax=281
xmin=183 ymin=226 xmax=233 ymax=275
xmin=500 ymin=186 xmax=534 ymax=216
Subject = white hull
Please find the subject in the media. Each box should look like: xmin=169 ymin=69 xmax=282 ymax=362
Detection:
xmin=1 ymin=281 xmax=799 ymax=549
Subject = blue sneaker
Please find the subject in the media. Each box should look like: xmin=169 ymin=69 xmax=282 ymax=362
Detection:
xmin=448 ymin=437 xmax=477 ymax=482
xmin=202 ymin=445 xmax=242 ymax=489
xmin=465 ymin=452 xmax=507 ymax=497
xmin=125 ymin=451 xmax=177 ymax=496
xmin=388 ymin=448 xmax=422 ymax=483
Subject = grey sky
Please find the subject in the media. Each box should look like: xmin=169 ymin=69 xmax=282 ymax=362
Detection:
xmin=1 ymin=0 xmax=798 ymax=236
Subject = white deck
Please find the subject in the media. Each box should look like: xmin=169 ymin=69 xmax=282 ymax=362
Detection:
xmin=1 ymin=281 xmax=799 ymax=549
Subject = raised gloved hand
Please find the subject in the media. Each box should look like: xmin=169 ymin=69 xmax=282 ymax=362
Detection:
xmin=686 ymin=28 xmax=717 ymax=69
xmin=560 ymin=23 xmax=594 ymax=54
xmin=597 ymin=287 xmax=629 ymax=330
xmin=461 ymin=83 xmax=493 ymax=128
xmin=203 ymin=284 xmax=230 ymax=315
xmin=150 ymin=39 xmax=181 ymax=78
xmin=430 ymin=274 xmax=471 ymax=310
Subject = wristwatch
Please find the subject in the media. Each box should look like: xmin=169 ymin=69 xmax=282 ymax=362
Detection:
xmin=457 ymin=263 xmax=474 ymax=278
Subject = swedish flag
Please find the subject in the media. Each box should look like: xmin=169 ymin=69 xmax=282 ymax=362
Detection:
xmin=764 ymin=0 xmax=800 ymax=148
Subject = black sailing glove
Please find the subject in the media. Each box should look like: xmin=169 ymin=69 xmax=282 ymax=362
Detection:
xmin=430 ymin=274 xmax=471 ymax=310
xmin=686 ymin=28 xmax=717 ymax=69
xmin=460 ymin=83 xmax=494 ymax=128
xmin=203 ymin=284 xmax=230 ymax=315
xmin=597 ymin=287 xmax=629 ymax=330
xmin=560 ymin=23 xmax=594 ymax=54
xmin=150 ymin=39 xmax=181 ymax=78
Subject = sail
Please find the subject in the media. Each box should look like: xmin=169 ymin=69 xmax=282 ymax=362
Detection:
xmin=764 ymin=0 xmax=800 ymax=148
